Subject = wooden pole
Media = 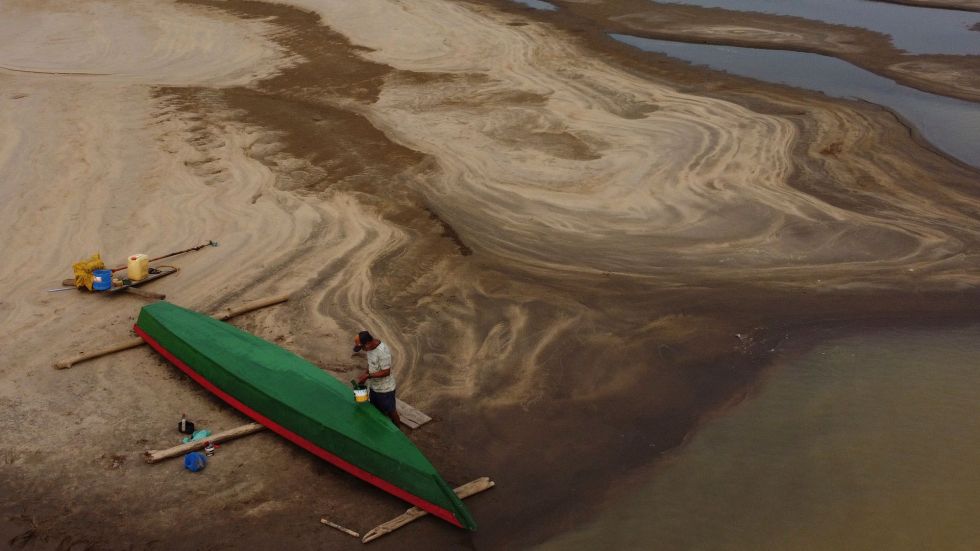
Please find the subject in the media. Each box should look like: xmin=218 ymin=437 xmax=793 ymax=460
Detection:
xmin=122 ymin=287 xmax=166 ymax=300
xmin=108 ymin=240 xmax=218 ymax=272
xmin=60 ymin=279 xmax=168 ymax=298
xmin=361 ymin=477 xmax=494 ymax=543
xmin=211 ymin=294 xmax=289 ymax=321
xmin=319 ymin=519 xmax=360 ymax=538
xmin=55 ymin=337 xmax=144 ymax=369
xmin=144 ymin=422 xmax=266 ymax=463
xmin=54 ymin=294 xmax=290 ymax=369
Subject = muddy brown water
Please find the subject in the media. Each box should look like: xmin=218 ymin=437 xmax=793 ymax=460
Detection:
xmin=538 ymin=324 xmax=980 ymax=550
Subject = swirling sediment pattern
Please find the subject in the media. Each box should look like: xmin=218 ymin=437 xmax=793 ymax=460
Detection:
xmin=2 ymin=0 xmax=979 ymax=547
xmin=279 ymin=0 xmax=980 ymax=280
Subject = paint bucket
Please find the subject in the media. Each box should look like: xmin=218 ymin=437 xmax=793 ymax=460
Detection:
xmin=354 ymin=387 xmax=369 ymax=403
xmin=92 ymin=269 xmax=112 ymax=291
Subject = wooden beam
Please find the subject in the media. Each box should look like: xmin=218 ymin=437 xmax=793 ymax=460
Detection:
xmin=55 ymin=337 xmax=144 ymax=369
xmin=319 ymin=519 xmax=360 ymax=538
xmin=121 ymin=287 xmax=166 ymax=300
xmin=144 ymin=398 xmax=433 ymax=464
xmin=54 ymin=294 xmax=290 ymax=369
xmin=144 ymin=422 xmax=266 ymax=463
xmin=361 ymin=477 xmax=494 ymax=543
xmin=210 ymin=294 xmax=290 ymax=321
xmin=144 ymin=402 xmax=428 ymax=465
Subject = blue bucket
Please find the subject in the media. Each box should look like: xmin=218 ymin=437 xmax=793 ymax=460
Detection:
xmin=92 ymin=269 xmax=112 ymax=291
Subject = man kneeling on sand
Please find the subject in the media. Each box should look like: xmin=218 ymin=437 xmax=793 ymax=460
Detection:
xmin=354 ymin=330 xmax=401 ymax=426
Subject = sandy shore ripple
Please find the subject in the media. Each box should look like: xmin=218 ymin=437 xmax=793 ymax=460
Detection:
xmin=2 ymin=0 xmax=980 ymax=548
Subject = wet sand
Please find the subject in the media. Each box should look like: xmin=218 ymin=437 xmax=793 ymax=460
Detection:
xmin=1 ymin=0 xmax=980 ymax=548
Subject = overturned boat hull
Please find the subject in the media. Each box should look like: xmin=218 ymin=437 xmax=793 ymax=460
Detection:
xmin=134 ymin=301 xmax=475 ymax=530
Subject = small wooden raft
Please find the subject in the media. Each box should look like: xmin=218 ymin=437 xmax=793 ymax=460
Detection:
xmin=361 ymin=477 xmax=495 ymax=543
xmin=105 ymin=266 xmax=179 ymax=293
xmin=118 ymin=286 xmax=167 ymax=300
xmin=61 ymin=267 xmax=177 ymax=299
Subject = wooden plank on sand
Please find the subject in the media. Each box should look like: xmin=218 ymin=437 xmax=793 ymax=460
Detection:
xmin=320 ymin=519 xmax=360 ymax=538
xmin=209 ymin=294 xmax=291 ymax=322
xmin=396 ymin=399 xmax=431 ymax=429
xmin=144 ymin=396 xmax=434 ymax=463
xmin=55 ymin=337 xmax=145 ymax=369
xmin=145 ymin=403 xmax=430 ymax=465
xmin=121 ymin=287 xmax=166 ymax=300
xmin=54 ymin=294 xmax=290 ymax=368
xmin=361 ymin=477 xmax=494 ymax=543
xmin=144 ymin=422 xmax=266 ymax=463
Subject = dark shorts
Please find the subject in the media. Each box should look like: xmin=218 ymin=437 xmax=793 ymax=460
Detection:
xmin=369 ymin=389 xmax=397 ymax=415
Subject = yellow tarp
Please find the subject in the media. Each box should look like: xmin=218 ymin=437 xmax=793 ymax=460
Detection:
xmin=72 ymin=253 xmax=105 ymax=291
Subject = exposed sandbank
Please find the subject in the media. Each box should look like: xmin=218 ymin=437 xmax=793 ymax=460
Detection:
xmin=1 ymin=0 xmax=979 ymax=548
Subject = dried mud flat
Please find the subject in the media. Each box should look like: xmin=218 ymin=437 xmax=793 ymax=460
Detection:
xmin=1 ymin=0 xmax=979 ymax=549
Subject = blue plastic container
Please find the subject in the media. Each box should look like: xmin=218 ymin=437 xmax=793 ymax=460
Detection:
xmin=183 ymin=451 xmax=207 ymax=472
xmin=92 ymin=269 xmax=112 ymax=291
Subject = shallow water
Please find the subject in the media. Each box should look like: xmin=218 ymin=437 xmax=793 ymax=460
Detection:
xmin=539 ymin=325 xmax=980 ymax=550
xmin=614 ymin=34 xmax=980 ymax=168
xmin=511 ymin=0 xmax=559 ymax=11
xmin=655 ymin=0 xmax=980 ymax=55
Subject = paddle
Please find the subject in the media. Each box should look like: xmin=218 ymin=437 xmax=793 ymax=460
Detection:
xmin=107 ymin=239 xmax=218 ymax=273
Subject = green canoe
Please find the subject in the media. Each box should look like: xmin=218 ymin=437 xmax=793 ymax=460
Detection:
xmin=135 ymin=301 xmax=476 ymax=530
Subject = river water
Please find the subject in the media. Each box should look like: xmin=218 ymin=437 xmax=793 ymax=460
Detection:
xmin=539 ymin=325 xmax=980 ymax=550
xmin=655 ymin=0 xmax=980 ymax=55
xmin=512 ymin=0 xmax=559 ymax=11
xmin=509 ymin=3 xmax=979 ymax=548
xmin=614 ymin=34 xmax=980 ymax=168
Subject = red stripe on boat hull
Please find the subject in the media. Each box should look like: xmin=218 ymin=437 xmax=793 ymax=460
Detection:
xmin=134 ymin=324 xmax=464 ymax=528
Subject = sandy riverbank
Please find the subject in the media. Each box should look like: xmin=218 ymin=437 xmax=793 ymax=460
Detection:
xmin=2 ymin=0 xmax=980 ymax=548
